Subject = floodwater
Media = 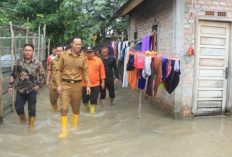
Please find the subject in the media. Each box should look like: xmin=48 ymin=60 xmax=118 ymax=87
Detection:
xmin=1 ymin=85 xmax=232 ymax=157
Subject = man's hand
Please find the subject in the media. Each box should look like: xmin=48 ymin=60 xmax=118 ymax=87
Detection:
xmin=9 ymin=76 xmax=14 ymax=83
xmin=57 ymin=86 xmax=62 ymax=94
xmin=46 ymin=81 xmax=50 ymax=88
xmin=114 ymin=78 xmax=118 ymax=85
xmin=8 ymin=88 xmax=13 ymax=96
xmin=101 ymin=82 xmax=105 ymax=90
xmin=86 ymin=87 xmax=91 ymax=95
xmin=34 ymin=86 xmax=40 ymax=91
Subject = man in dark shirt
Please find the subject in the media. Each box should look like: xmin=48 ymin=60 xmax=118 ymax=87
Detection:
xmin=100 ymin=46 xmax=119 ymax=107
xmin=8 ymin=44 xmax=45 ymax=129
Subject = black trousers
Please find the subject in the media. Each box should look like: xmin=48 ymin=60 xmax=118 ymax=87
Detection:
xmin=82 ymin=86 xmax=100 ymax=105
xmin=15 ymin=90 xmax=37 ymax=117
xmin=100 ymin=78 xmax=115 ymax=99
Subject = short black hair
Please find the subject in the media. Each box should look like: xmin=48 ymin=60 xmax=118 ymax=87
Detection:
xmin=71 ymin=37 xmax=81 ymax=43
xmin=56 ymin=45 xmax=64 ymax=51
xmin=100 ymin=46 xmax=109 ymax=51
xmin=24 ymin=44 xmax=34 ymax=50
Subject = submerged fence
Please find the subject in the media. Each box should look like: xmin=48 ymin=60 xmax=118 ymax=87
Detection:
xmin=0 ymin=22 xmax=47 ymax=123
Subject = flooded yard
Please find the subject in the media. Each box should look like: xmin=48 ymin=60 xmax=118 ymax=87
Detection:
xmin=1 ymin=85 xmax=232 ymax=157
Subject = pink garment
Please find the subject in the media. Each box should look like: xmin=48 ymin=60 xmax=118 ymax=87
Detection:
xmin=134 ymin=54 xmax=145 ymax=69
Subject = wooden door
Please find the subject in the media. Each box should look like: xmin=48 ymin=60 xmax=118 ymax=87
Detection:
xmin=193 ymin=21 xmax=230 ymax=116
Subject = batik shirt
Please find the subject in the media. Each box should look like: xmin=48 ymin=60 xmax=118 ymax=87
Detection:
xmin=9 ymin=58 xmax=45 ymax=94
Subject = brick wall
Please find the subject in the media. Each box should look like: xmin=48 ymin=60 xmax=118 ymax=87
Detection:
xmin=129 ymin=0 xmax=174 ymax=115
xmin=183 ymin=0 xmax=232 ymax=117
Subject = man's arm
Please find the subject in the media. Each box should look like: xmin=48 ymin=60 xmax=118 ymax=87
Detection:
xmin=112 ymin=57 xmax=119 ymax=84
xmin=46 ymin=61 xmax=52 ymax=88
xmin=100 ymin=59 xmax=106 ymax=89
xmin=56 ymin=54 xmax=64 ymax=94
xmin=8 ymin=62 xmax=17 ymax=95
xmin=35 ymin=61 xmax=45 ymax=91
xmin=82 ymin=58 xmax=91 ymax=94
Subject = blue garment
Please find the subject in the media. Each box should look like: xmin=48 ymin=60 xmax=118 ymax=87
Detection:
xmin=132 ymin=42 xmax=142 ymax=51
xmin=138 ymin=71 xmax=146 ymax=89
xmin=127 ymin=54 xmax=135 ymax=71
xmin=120 ymin=48 xmax=125 ymax=61
xmin=108 ymin=46 xmax=114 ymax=56
xmin=162 ymin=58 xmax=168 ymax=81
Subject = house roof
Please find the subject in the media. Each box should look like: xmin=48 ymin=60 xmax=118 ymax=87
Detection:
xmin=111 ymin=0 xmax=144 ymax=19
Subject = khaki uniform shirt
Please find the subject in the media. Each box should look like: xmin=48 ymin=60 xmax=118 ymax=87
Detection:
xmin=56 ymin=49 xmax=90 ymax=87
xmin=48 ymin=57 xmax=59 ymax=81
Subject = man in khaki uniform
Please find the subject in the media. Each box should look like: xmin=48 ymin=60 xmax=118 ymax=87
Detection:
xmin=46 ymin=45 xmax=64 ymax=111
xmin=56 ymin=37 xmax=90 ymax=138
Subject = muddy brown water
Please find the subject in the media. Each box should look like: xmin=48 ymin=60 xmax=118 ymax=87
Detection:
xmin=1 ymin=85 xmax=232 ymax=157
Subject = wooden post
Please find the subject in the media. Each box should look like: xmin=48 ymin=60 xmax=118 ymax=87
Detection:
xmin=47 ymin=39 xmax=50 ymax=58
xmin=38 ymin=26 xmax=41 ymax=60
xmin=43 ymin=24 xmax=46 ymax=38
xmin=0 ymin=47 xmax=3 ymax=124
xmin=32 ymin=33 xmax=36 ymax=47
xmin=137 ymin=89 xmax=142 ymax=118
xmin=9 ymin=22 xmax=15 ymax=71
xmin=25 ymin=26 xmax=29 ymax=44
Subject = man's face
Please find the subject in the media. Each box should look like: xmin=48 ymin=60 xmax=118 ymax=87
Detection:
xmin=52 ymin=49 xmax=57 ymax=56
xmin=23 ymin=46 xmax=34 ymax=59
xmin=86 ymin=51 xmax=94 ymax=59
xmin=56 ymin=47 xmax=63 ymax=57
xmin=71 ymin=38 xmax=82 ymax=53
xmin=101 ymin=48 xmax=109 ymax=56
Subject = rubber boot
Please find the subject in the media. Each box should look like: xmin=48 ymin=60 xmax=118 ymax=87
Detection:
xmin=29 ymin=116 xmax=35 ymax=129
xmin=71 ymin=114 xmax=79 ymax=128
xmin=59 ymin=116 xmax=68 ymax=138
xmin=100 ymin=99 xmax=106 ymax=107
xmin=90 ymin=104 xmax=96 ymax=115
xmin=84 ymin=103 xmax=90 ymax=112
xmin=51 ymin=104 xmax=58 ymax=112
xmin=18 ymin=113 xmax=27 ymax=123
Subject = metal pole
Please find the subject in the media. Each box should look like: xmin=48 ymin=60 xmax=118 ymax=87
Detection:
xmin=137 ymin=89 xmax=142 ymax=118
xmin=0 ymin=47 xmax=3 ymax=124
xmin=9 ymin=22 xmax=15 ymax=71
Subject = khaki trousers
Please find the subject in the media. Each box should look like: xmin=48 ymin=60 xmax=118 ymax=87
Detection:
xmin=49 ymin=80 xmax=59 ymax=105
xmin=60 ymin=81 xmax=82 ymax=116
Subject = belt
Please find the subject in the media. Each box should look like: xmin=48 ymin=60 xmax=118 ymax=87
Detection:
xmin=62 ymin=79 xmax=81 ymax=84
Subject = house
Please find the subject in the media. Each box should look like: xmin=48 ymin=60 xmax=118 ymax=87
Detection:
xmin=113 ymin=0 xmax=232 ymax=118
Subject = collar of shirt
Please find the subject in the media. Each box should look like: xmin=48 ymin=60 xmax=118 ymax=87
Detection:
xmin=22 ymin=58 xmax=35 ymax=63
xmin=102 ymin=56 xmax=109 ymax=60
xmin=67 ymin=49 xmax=80 ymax=57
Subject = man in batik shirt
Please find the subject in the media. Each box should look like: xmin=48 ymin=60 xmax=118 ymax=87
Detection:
xmin=8 ymin=44 xmax=45 ymax=129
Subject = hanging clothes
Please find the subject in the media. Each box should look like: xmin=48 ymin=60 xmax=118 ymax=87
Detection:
xmin=108 ymin=46 xmax=114 ymax=56
xmin=153 ymin=32 xmax=157 ymax=51
xmin=132 ymin=42 xmax=142 ymax=51
xmin=114 ymin=42 xmax=118 ymax=59
xmin=146 ymin=58 xmax=155 ymax=96
xmin=142 ymin=56 xmax=152 ymax=79
xmin=122 ymin=47 xmax=130 ymax=87
xmin=138 ymin=70 xmax=146 ymax=90
xmin=141 ymin=35 xmax=151 ymax=52
xmin=128 ymin=69 xmax=137 ymax=90
xmin=162 ymin=58 xmax=168 ymax=81
xmin=153 ymin=57 xmax=163 ymax=97
xmin=134 ymin=54 xmax=145 ymax=69
xmin=165 ymin=60 xmax=181 ymax=94
xmin=127 ymin=54 xmax=135 ymax=71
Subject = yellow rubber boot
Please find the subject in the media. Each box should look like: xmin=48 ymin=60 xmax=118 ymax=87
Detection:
xmin=18 ymin=113 xmax=27 ymax=123
xmin=71 ymin=114 xmax=79 ymax=128
xmin=59 ymin=116 xmax=68 ymax=138
xmin=90 ymin=104 xmax=96 ymax=115
xmin=51 ymin=104 xmax=58 ymax=112
xmin=84 ymin=103 xmax=90 ymax=112
xmin=29 ymin=116 xmax=35 ymax=129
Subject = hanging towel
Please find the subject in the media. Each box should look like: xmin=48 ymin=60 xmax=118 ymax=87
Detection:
xmin=127 ymin=54 xmax=135 ymax=71
xmin=134 ymin=54 xmax=145 ymax=69
xmin=128 ymin=69 xmax=138 ymax=90
xmin=141 ymin=35 xmax=151 ymax=52
xmin=142 ymin=56 xmax=152 ymax=78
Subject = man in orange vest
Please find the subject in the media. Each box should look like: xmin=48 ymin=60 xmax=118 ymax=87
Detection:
xmin=82 ymin=46 xmax=105 ymax=114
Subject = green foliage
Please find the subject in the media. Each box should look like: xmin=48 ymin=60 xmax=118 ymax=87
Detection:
xmin=0 ymin=0 xmax=128 ymax=47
